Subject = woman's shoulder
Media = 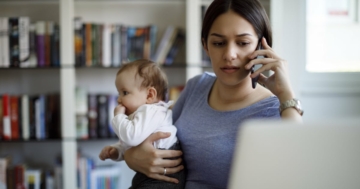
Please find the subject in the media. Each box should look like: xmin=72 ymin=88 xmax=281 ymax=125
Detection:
xmin=187 ymin=72 xmax=216 ymax=88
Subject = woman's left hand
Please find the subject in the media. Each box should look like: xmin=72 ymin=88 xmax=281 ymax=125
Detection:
xmin=245 ymin=37 xmax=294 ymax=102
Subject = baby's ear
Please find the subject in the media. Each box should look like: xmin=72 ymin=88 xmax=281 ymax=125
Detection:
xmin=146 ymin=87 xmax=157 ymax=103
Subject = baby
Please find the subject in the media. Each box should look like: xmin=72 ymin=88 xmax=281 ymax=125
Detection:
xmin=99 ymin=59 xmax=185 ymax=189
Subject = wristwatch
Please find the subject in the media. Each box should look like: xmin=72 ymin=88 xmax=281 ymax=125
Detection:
xmin=279 ymin=98 xmax=304 ymax=116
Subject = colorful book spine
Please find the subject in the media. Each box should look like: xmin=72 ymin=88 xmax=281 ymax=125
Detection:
xmin=74 ymin=17 xmax=84 ymax=67
xmin=19 ymin=17 xmax=30 ymax=68
xmin=36 ymin=21 xmax=46 ymax=67
xmin=10 ymin=95 xmax=19 ymax=140
xmin=45 ymin=21 xmax=53 ymax=67
xmin=2 ymin=94 xmax=11 ymax=140
xmin=9 ymin=17 xmax=20 ymax=67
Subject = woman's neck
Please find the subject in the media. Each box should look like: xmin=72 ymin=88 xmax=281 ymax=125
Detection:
xmin=208 ymin=79 xmax=271 ymax=111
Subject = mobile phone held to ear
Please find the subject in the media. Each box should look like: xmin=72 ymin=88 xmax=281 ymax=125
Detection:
xmin=251 ymin=39 xmax=264 ymax=89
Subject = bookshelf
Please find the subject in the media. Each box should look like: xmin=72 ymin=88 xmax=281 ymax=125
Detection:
xmin=0 ymin=0 xmax=271 ymax=188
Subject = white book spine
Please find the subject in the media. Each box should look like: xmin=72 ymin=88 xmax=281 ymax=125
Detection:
xmin=25 ymin=170 xmax=41 ymax=189
xmin=102 ymin=24 xmax=111 ymax=67
xmin=0 ymin=18 xmax=3 ymax=67
xmin=3 ymin=117 xmax=11 ymax=140
xmin=154 ymin=26 xmax=174 ymax=64
xmin=19 ymin=17 xmax=30 ymax=67
xmin=22 ymin=95 xmax=30 ymax=140
xmin=1 ymin=18 xmax=10 ymax=68
xmin=112 ymin=25 xmax=121 ymax=67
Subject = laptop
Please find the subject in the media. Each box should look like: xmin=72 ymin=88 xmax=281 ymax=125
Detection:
xmin=228 ymin=119 xmax=360 ymax=189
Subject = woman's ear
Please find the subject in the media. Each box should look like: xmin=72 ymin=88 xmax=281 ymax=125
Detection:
xmin=202 ymin=38 xmax=209 ymax=56
xmin=146 ymin=87 xmax=158 ymax=103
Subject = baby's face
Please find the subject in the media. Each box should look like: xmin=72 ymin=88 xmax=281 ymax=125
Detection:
xmin=115 ymin=68 xmax=148 ymax=115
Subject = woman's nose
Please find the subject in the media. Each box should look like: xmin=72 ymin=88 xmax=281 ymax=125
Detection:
xmin=223 ymin=44 xmax=237 ymax=61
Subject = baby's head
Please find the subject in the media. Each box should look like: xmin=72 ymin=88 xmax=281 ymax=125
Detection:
xmin=115 ymin=59 xmax=168 ymax=115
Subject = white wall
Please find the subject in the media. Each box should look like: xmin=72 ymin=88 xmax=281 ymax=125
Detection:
xmin=272 ymin=0 xmax=360 ymax=121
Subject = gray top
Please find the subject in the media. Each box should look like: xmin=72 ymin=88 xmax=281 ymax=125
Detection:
xmin=172 ymin=72 xmax=281 ymax=189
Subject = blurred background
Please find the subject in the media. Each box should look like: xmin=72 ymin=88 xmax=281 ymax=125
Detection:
xmin=0 ymin=0 xmax=359 ymax=189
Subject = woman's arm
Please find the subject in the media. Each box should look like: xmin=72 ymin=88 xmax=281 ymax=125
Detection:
xmin=124 ymin=132 xmax=184 ymax=183
xmin=246 ymin=37 xmax=302 ymax=121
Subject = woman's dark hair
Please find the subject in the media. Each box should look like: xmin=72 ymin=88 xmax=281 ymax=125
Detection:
xmin=201 ymin=0 xmax=272 ymax=47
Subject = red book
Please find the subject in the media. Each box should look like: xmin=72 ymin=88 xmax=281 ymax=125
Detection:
xmin=10 ymin=96 xmax=19 ymax=140
xmin=14 ymin=165 xmax=26 ymax=189
xmin=2 ymin=94 xmax=11 ymax=140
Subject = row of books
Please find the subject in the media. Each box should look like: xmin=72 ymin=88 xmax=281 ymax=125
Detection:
xmin=77 ymin=154 xmax=121 ymax=189
xmin=76 ymin=88 xmax=117 ymax=139
xmin=74 ymin=18 xmax=185 ymax=68
xmin=76 ymin=84 xmax=185 ymax=140
xmin=0 ymin=93 xmax=61 ymax=141
xmin=0 ymin=155 xmax=63 ymax=189
xmin=0 ymin=17 xmax=60 ymax=68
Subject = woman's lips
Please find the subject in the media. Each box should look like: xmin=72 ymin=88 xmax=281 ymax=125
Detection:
xmin=220 ymin=67 xmax=240 ymax=74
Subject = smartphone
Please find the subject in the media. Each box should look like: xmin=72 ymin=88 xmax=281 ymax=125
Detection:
xmin=251 ymin=40 xmax=264 ymax=89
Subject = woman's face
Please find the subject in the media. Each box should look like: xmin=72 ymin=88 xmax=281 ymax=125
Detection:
xmin=204 ymin=10 xmax=259 ymax=87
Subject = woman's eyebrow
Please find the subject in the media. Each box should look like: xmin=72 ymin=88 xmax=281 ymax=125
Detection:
xmin=209 ymin=33 xmax=253 ymax=38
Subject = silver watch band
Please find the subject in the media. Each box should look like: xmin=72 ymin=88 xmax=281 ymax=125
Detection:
xmin=279 ymin=98 xmax=304 ymax=116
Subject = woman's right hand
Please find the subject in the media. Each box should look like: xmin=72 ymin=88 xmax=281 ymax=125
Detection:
xmin=124 ymin=132 xmax=184 ymax=183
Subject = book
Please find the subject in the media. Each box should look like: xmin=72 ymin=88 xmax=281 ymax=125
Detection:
xmin=153 ymin=25 xmax=178 ymax=64
xmin=164 ymin=29 xmax=185 ymax=65
xmin=85 ymin=23 xmax=92 ymax=67
xmin=36 ymin=21 xmax=46 ymax=67
xmin=88 ymin=94 xmax=98 ymax=138
xmin=29 ymin=95 xmax=37 ymax=139
xmin=46 ymin=93 xmax=61 ymax=139
xmin=74 ymin=17 xmax=84 ymax=67
xmin=21 ymin=95 xmax=30 ymax=140
xmin=14 ymin=164 xmax=26 ymax=189
xmin=76 ymin=87 xmax=88 ymax=139
xmin=102 ymin=24 xmax=112 ymax=67
xmin=45 ymin=21 xmax=54 ymax=67
xmin=0 ymin=156 xmax=11 ymax=189
xmin=10 ymin=95 xmax=19 ymax=140
xmin=9 ymin=17 xmax=20 ymax=67
xmin=25 ymin=169 xmax=42 ymax=189
xmin=90 ymin=165 xmax=121 ymax=189
xmin=107 ymin=95 xmax=117 ymax=138
xmin=28 ymin=23 xmax=38 ymax=67
xmin=112 ymin=25 xmax=121 ymax=67
xmin=18 ymin=17 xmax=30 ymax=68
xmin=120 ymin=25 xmax=128 ymax=64
xmin=2 ymin=94 xmax=11 ymax=140
xmin=0 ymin=18 xmax=10 ymax=68
xmin=0 ymin=96 xmax=3 ymax=140
xmin=52 ymin=24 xmax=60 ymax=67
xmin=97 ymin=94 xmax=109 ymax=138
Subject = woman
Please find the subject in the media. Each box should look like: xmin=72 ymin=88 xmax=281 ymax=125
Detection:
xmin=124 ymin=0 xmax=303 ymax=188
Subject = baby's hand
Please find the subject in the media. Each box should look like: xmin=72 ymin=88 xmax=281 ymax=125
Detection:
xmin=114 ymin=104 xmax=126 ymax=116
xmin=99 ymin=146 xmax=119 ymax=161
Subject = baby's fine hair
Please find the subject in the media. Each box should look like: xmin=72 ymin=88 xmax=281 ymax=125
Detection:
xmin=117 ymin=59 xmax=168 ymax=101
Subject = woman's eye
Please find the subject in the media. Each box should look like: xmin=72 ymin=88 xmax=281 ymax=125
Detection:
xmin=213 ymin=42 xmax=225 ymax=46
xmin=123 ymin=91 xmax=129 ymax=95
xmin=238 ymin=42 xmax=250 ymax=46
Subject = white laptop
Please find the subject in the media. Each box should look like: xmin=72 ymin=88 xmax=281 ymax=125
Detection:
xmin=228 ymin=119 xmax=360 ymax=189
